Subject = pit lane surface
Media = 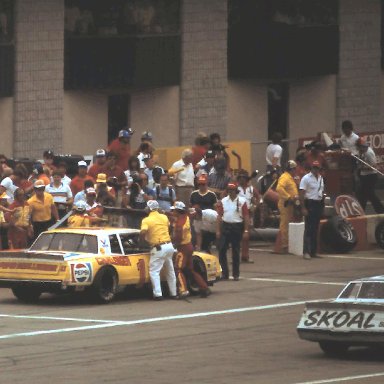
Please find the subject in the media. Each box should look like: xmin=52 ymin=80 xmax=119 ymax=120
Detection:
xmin=1 ymin=246 xmax=384 ymax=384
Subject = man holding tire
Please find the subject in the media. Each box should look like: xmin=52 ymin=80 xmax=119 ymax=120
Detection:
xmin=299 ymin=161 xmax=325 ymax=260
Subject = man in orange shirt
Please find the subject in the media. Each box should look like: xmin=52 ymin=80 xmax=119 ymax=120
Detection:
xmin=172 ymin=201 xmax=211 ymax=298
xmin=70 ymin=160 xmax=94 ymax=196
xmin=108 ymin=128 xmax=134 ymax=170
xmin=88 ymin=149 xmax=107 ymax=179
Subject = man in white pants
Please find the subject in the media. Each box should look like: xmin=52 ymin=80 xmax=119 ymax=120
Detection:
xmin=140 ymin=200 xmax=177 ymax=300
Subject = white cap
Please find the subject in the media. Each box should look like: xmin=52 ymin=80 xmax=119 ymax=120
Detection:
xmin=147 ymin=200 xmax=159 ymax=211
xmin=96 ymin=149 xmax=106 ymax=157
xmin=171 ymin=201 xmax=186 ymax=211
xmin=74 ymin=201 xmax=88 ymax=212
xmin=78 ymin=160 xmax=87 ymax=167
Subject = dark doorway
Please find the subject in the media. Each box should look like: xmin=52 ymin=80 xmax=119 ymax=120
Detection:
xmin=268 ymin=83 xmax=289 ymax=162
xmin=108 ymin=94 xmax=130 ymax=143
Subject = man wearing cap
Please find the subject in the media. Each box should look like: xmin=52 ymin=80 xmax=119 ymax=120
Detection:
xmin=46 ymin=170 xmax=73 ymax=219
xmin=70 ymin=160 xmax=94 ymax=196
xmin=356 ymin=138 xmax=384 ymax=213
xmin=171 ymin=201 xmax=211 ymax=298
xmin=190 ymin=174 xmax=217 ymax=250
xmin=108 ymin=128 xmax=133 ymax=170
xmin=216 ymin=182 xmax=249 ymax=280
xmin=141 ymin=131 xmax=153 ymax=143
xmin=140 ymin=200 xmax=177 ymax=300
xmin=299 ymin=161 xmax=325 ymax=259
xmin=276 ymin=160 xmax=299 ymax=253
xmin=169 ymin=149 xmax=195 ymax=208
xmin=88 ymin=149 xmax=107 ymax=180
xmin=196 ymin=149 xmax=216 ymax=177
xmin=28 ymin=180 xmax=59 ymax=239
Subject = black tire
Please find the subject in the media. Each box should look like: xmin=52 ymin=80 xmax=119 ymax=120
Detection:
xmin=375 ymin=221 xmax=384 ymax=249
xmin=12 ymin=286 xmax=41 ymax=303
xmin=188 ymin=257 xmax=208 ymax=296
xmin=319 ymin=341 xmax=349 ymax=357
xmin=88 ymin=266 xmax=118 ymax=304
xmin=320 ymin=217 xmax=357 ymax=253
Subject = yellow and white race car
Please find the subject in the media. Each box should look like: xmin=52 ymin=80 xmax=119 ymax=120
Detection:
xmin=0 ymin=228 xmax=222 ymax=303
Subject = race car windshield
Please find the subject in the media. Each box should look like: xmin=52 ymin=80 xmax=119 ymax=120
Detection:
xmin=339 ymin=282 xmax=384 ymax=299
xmin=31 ymin=233 xmax=98 ymax=254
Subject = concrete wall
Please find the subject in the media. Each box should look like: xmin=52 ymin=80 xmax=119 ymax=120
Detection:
xmin=289 ymin=75 xmax=337 ymax=156
xmin=337 ymin=0 xmax=382 ymax=133
xmin=63 ymin=91 xmax=108 ymax=156
xmin=130 ymin=86 xmax=180 ymax=149
xmin=227 ymin=80 xmax=268 ymax=171
xmin=180 ymin=0 xmax=228 ymax=144
xmin=0 ymin=97 xmax=13 ymax=157
xmin=14 ymin=0 xmax=65 ymax=158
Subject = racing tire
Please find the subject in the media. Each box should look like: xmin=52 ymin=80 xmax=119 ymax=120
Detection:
xmin=12 ymin=286 xmax=42 ymax=303
xmin=319 ymin=341 xmax=349 ymax=357
xmin=375 ymin=221 xmax=384 ymax=249
xmin=320 ymin=217 xmax=357 ymax=253
xmin=188 ymin=257 xmax=208 ymax=296
xmin=88 ymin=266 xmax=118 ymax=304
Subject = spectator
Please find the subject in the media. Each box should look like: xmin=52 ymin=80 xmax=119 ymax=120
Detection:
xmin=144 ymin=156 xmax=161 ymax=189
xmin=216 ymin=182 xmax=249 ymax=281
xmin=196 ymin=149 xmax=216 ymax=178
xmin=28 ymin=180 xmax=59 ymax=239
xmin=356 ymin=138 xmax=384 ymax=214
xmin=108 ymin=128 xmax=134 ymax=170
xmin=171 ymin=201 xmax=211 ymax=298
xmin=56 ymin=162 xmax=72 ymax=186
xmin=192 ymin=134 xmax=210 ymax=166
xmin=154 ymin=173 xmax=175 ymax=213
xmin=42 ymin=150 xmax=56 ymax=175
xmin=74 ymin=179 xmax=94 ymax=204
xmin=266 ymin=132 xmax=283 ymax=172
xmin=5 ymin=188 xmax=32 ymax=249
xmin=141 ymin=131 xmax=153 ymax=143
xmin=88 ymin=149 xmax=107 ymax=179
xmin=70 ymin=160 xmax=94 ymax=196
xmin=67 ymin=201 xmax=91 ymax=228
xmin=30 ymin=162 xmax=50 ymax=186
xmin=103 ymin=151 xmax=126 ymax=193
xmin=169 ymin=149 xmax=195 ymax=208
xmin=304 ymin=141 xmax=327 ymax=170
xmin=46 ymin=170 xmax=73 ymax=219
xmin=0 ymin=169 xmax=24 ymax=204
xmin=14 ymin=163 xmax=33 ymax=196
xmin=209 ymin=133 xmax=229 ymax=167
xmin=339 ymin=120 xmax=359 ymax=155
xmin=137 ymin=142 xmax=153 ymax=169
xmin=124 ymin=156 xmax=141 ymax=186
xmin=95 ymin=173 xmax=116 ymax=206
xmin=207 ymin=158 xmax=232 ymax=198
xmin=85 ymin=187 xmax=103 ymax=219
xmin=0 ymin=154 xmax=12 ymax=180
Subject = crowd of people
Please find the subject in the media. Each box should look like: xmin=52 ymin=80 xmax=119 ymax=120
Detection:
xmin=0 ymin=120 xmax=382 ymax=297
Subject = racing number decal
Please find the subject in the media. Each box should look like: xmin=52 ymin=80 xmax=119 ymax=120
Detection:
xmin=137 ymin=259 xmax=146 ymax=287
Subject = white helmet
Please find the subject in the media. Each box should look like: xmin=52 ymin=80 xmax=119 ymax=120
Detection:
xmin=74 ymin=201 xmax=88 ymax=212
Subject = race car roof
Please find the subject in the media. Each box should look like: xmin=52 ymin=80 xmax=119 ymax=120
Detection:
xmin=46 ymin=228 xmax=140 ymax=236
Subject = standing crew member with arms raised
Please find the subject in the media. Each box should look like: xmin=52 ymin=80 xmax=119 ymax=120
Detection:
xmin=140 ymin=200 xmax=177 ymax=300
xmin=275 ymin=160 xmax=299 ymax=253
xmin=299 ymin=161 xmax=325 ymax=260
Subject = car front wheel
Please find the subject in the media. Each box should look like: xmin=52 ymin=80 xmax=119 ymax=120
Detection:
xmin=319 ymin=341 xmax=349 ymax=357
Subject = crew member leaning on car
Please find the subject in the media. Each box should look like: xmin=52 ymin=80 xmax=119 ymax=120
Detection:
xmin=275 ymin=160 xmax=299 ymax=253
xmin=171 ymin=201 xmax=211 ymax=298
xmin=28 ymin=180 xmax=59 ymax=240
xmin=140 ymin=200 xmax=177 ymax=300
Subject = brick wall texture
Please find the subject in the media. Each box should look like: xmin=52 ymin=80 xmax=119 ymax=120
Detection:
xmin=180 ymin=0 xmax=228 ymax=145
xmin=14 ymin=0 xmax=64 ymax=158
xmin=337 ymin=0 xmax=382 ymax=133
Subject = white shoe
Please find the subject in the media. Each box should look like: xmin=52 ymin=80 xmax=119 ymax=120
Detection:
xmin=303 ymin=253 xmax=311 ymax=260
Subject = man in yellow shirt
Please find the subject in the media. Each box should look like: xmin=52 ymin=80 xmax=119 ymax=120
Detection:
xmin=140 ymin=200 xmax=177 ymax=300
xmin=67 ymin=201 xmax=91 ymax=228
xmin=276 ymin=160 xmax=299 ymax=253
xmin=28 ymin=180 xmax=59 ymax=240
xmin=171 ymin=201 xmax=211 ymax=298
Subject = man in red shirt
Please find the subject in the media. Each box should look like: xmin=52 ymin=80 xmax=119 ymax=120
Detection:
xmin=108 ymin=128 xmax=134 ymax=170
xmin=70 ymin=161 xmax=94 ymax=196
xmin=88 ymin=149 xmax=107 ymax=179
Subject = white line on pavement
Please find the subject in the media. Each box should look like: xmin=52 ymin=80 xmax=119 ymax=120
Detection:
xmin=0 ymin=314 xmax=116 ymax=323
xmin=0 ymin=300 xmax=319 ymax=340
xmin=294 ymin=371 xmax=384 ymax=384
xmin=245 ymin=277 xmax=344 ymax=286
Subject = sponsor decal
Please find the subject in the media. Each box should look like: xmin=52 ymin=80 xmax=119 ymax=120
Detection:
xmin=301 ymin=309 xmax=382 ymax=330
xmin=96 ymin=256 xmax=131 ymax=267
xmin=70 ymin=262 xmax=93 ymax=283
xmin=334 ymin=195 xmax=365 ymax=219
xmin=0 ymin=262 xmax=57 ymax=272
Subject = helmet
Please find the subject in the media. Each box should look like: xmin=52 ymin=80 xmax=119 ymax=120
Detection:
xmin=74 ymin=201 xmax=88 ymax=213
xmin=118 ymin=128 xmax=134 ymax=139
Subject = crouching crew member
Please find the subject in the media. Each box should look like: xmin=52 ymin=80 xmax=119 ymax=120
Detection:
xmin=172 ymin=201 xmax=211 ymax=298
xmin=275 ymin=160 xmax=299 ymax=253
xmin=140 ymin=200 xmax=177 ymax=300
xmin=217 ymin=182 xmax=249 ymax=281
xmin=67 ymin=201 xmax=91 ymax=228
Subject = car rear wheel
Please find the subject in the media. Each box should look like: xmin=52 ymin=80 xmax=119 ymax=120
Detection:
xmin=188 ymin=257 xmax=208 ymax=295
xmin=319 ymin=341 xmax=349 ymax=357
xmin=12 ymin=286 xmax=42 ymax=303
xmin=89 ymin=267 xmax=118 ymax=304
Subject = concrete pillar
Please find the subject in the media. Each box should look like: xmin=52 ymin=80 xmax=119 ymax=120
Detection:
xmin=14 ymin=0 xmax=64 ymax=158
xmin=337 ymin=0 xmax=382 ymax=133
xmin=180 ymin=0 xmax=228 ymax=145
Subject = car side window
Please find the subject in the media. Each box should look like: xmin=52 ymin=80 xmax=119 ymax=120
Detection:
xmin=109 ymin=234 xmax=122 ymax=254
xmin=120 ymin=233 xmax=150 ymax=254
